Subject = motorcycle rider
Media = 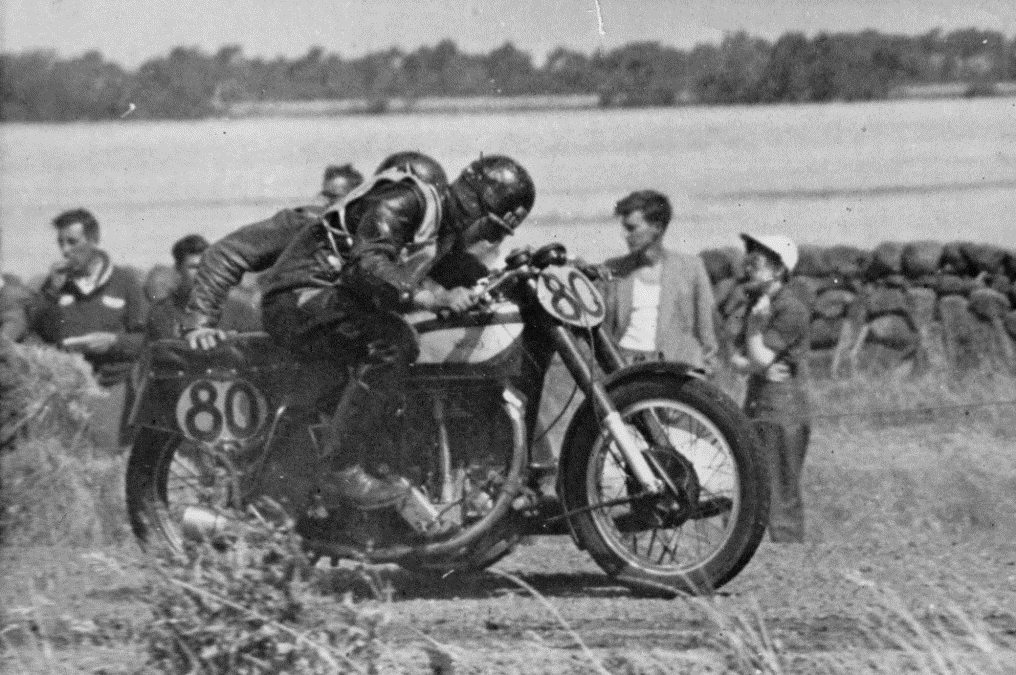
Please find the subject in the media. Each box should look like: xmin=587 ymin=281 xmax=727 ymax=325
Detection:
xmin=373 ymin=151 xmax=494 ymax=289
xmin=184 ymin=154 xmax=536 ymax=510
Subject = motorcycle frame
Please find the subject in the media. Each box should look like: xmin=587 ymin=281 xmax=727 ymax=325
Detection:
xmin=127 ymin=264 xmax=700 ymax=563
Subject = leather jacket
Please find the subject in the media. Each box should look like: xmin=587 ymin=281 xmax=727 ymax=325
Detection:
xmin=186 ymin=180 xmax=461 ymax=329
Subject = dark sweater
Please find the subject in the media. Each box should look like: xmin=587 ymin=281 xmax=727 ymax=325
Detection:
xmin=35 ymin=259 xmax=146 ymax=386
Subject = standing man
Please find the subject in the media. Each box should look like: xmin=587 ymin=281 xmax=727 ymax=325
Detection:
xmin=33 ymin=208 xmax=146 ymax=449
xmin=601 ymin=190 xmax=718 ymax=373
xmin=729 ymin=234 xmax=811 ymax=543
xmin=319 ymin=164 xmax=364 ymax=208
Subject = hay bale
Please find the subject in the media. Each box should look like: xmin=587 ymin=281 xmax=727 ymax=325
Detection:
xmin=865 ymin=287 xmax=908 ymax=318
xmin=938 ymin=295 xmax=976 ymax=368
xmin=962 ymin=243 xmax=1006 ymax=275
xmin=825 ymin=245 xmax=871 ymax=279
xmin=786 ymin=276 xmax=817 ymax=309
xmin=901 ymin=241 xmax=944 ymax=278
xmin=794 ymin=246 xmax=831 ymax=277
xmin=941 ymin=242 xmax=971 ymax=275
xmin=1004 ymin=250 xmax=1016 ymax=278
xmin=813 ymin=289 xmax=856 ymax=319
xmin=938 ymin=295 xmax=971 ymax=325
xmin=867 ymin=315 xmax=917 ymax=350
xmin=883 ymin=274 xmax=910 ymax=290
xmin=700 ymin=248 xmax=739 ymax=285
xmin=810 ymin=317 xmax=843 ymax=350
xmin=1004 ymin=310 xmax=1016 ymax=340
xmin=906 ymin=287 xmax=937 ymax=327
xmin=934 ymin=274 xmax=977 ymax=297
xmin=866 ymin=242 xmax=904 ymax=278
xmin=799 ymin=274 xmax=856 ymax=295
xmin=968 ymin=287 xmax=1011 ymax=321
xmin=793 ymin=276 xmax=824 ymax=300
xmin=989 ymin=273 xmax=1012 ymax=297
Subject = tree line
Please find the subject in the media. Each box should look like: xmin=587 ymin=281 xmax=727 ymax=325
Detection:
xmin=2 ymin=28 xmax=1015 ymax=121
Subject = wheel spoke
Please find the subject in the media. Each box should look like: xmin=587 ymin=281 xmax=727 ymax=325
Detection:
xmin=587 ymin=396 xmax=743 ymax=577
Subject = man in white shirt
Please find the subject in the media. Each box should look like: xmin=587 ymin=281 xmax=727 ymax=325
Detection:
xmin=601 ymin=190 xmax=719 ymax=373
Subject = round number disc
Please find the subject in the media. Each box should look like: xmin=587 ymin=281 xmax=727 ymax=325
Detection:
xmin=175 ymin=378 xmax=268 ymax=444
xmin=536 ymin=264 xmax=606 ymax=328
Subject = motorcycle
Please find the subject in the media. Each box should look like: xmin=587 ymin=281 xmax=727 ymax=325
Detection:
xmin=125 ymin=243 xmax=769 ymax=595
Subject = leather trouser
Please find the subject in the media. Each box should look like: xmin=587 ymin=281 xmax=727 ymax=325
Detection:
xmin=743 ymin=376 xmax=810 ymax=543
xmin=262 ymin=286 xmax=419 ymax=468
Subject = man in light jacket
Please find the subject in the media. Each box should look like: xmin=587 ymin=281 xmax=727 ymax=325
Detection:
xmin=601 ymin=190 xmax=718 ymax=373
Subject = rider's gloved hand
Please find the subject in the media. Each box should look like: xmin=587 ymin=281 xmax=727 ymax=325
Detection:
xmin=443 ymin=287 xmax=478 ymax=314
xmin=186 ymin=326 xmax=228 ymax=351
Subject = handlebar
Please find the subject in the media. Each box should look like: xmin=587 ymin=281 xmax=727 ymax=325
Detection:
xmin=432 ymin=243 xmax=598 ymax=321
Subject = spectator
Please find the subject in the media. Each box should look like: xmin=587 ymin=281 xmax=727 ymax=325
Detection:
xmin=600 ymin=190 xmax=718 ymax=373
xmin=33 ymin=208 xmax=146 ymax=449
xmin=146 ymin=234 xmax=260 ymax=341
xmin=729 ymin=233 xmax=811 ymax=543
xmin=143 ymin=264 xmax=179 ymax=305
xmin=319 ymin=163 xmax=364 ymax=207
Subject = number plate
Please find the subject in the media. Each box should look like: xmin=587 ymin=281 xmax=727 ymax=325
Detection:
xmin=536 ymin=264 xmax=606 ymax=328
xmin=175 ymin=378 xmax=269 ymax=444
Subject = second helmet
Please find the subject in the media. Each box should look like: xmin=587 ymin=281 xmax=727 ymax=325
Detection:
xmin=451 ymin=155 xmax=535 ymax=234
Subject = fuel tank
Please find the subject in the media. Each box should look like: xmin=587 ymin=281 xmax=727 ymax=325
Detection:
xmin=406 ymin=302 xmax=526 ymax=378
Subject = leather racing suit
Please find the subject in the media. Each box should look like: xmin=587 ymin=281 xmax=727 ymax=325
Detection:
xmin=185 ymin=171 xmax=463 ymax=474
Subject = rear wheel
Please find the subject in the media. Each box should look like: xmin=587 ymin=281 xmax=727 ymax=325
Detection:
xmin=126 ymin=427 xmax=252 ymax=554
xmin=561 ymin=376 xmax=769 ymax=596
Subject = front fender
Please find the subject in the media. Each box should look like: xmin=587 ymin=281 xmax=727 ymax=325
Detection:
xmin=554 ymin=361 xmax=705 ymax=545
xmin=557 ymin=360 xmax=703 ymax=482
xmin=600 ymin=359 xmax=706 ymax=390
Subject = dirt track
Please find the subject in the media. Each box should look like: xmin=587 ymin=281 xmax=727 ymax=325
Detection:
xmin=4 ymin=532 xmax=1016 ymax=674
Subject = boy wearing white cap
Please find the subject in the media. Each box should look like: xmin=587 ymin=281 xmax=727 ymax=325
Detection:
xmin=730 ymin=233 xmax=811 ymax=543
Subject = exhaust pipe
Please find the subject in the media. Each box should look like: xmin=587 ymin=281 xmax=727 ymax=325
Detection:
xmin=181 ymin=505 xmax=247 ymax=542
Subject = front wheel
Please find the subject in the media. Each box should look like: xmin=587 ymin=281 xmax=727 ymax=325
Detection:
xmin=560 ymin=376 xmax=769 ymax=596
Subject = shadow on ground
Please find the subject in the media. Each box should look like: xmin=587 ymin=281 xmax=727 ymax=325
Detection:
xmin=312 ymin=565 xmax=640 ymax=601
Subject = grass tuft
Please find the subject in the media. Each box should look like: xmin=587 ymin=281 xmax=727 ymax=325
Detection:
xmin=1 ymin=341 xmax=130 ymax=546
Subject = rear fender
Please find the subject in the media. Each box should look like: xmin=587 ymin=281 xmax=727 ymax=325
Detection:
xmin=128 ymin=341 xmax=304 ymax=445
xmin=554 ymin=361 xmax=704 ymax=546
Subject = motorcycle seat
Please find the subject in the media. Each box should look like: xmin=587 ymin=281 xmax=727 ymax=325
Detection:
xmin=146 ymin=332 xmax=297 ymax=376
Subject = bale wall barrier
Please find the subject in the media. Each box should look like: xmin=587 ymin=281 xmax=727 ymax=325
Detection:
xmin=701 ymin=241 xmax=1016 ymax=377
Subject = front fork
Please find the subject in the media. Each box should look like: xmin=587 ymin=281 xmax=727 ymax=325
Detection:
xmin=550 ymin=325 xmax=665 ymax=495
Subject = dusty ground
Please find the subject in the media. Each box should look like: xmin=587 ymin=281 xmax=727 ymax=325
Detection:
xmin=5 ymin=370 xmax=1016 ymax=673
xmin=3 ymin=531 xmax=1016 ymax=674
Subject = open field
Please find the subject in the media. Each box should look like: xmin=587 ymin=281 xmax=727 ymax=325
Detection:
xmin=2 ymin=97 xmax=1014 ymax=281
xmin=4 ymin=359 xmax=1016 ymax=673
xmin=3 ymin=97 xmax=1016 ymax=673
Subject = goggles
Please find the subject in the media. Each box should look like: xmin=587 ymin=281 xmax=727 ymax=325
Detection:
xmin=480 ymin=206 xmax=528 ymax=240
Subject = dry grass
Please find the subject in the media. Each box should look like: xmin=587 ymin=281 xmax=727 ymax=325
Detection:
xmin=4 ymin=344 xmax=1016 ymax=673
xmin=805 ymin=365 xmax=1016 ymax=543
xmin=0 ymin=341 xmax=130 ymax=546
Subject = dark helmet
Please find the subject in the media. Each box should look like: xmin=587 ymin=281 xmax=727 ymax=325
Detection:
xmin=451 ymin=155 xmax=535 ymax=235
xmin=376 ymin=151 xmax=449 ymax=191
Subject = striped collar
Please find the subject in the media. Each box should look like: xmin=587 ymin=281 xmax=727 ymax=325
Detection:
xmin=71 ymin=250 xmax=113 ymax=297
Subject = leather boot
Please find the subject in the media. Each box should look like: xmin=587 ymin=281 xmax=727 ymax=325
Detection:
xmin=320 ymin=464 xmax=409 ymax=511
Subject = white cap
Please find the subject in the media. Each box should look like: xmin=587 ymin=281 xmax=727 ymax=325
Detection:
xmin=740 ymin=234 xmax=799 ymax=273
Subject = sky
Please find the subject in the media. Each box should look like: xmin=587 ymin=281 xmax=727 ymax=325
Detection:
xmin=2 ymin=0 xmax=1015 ymax=67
